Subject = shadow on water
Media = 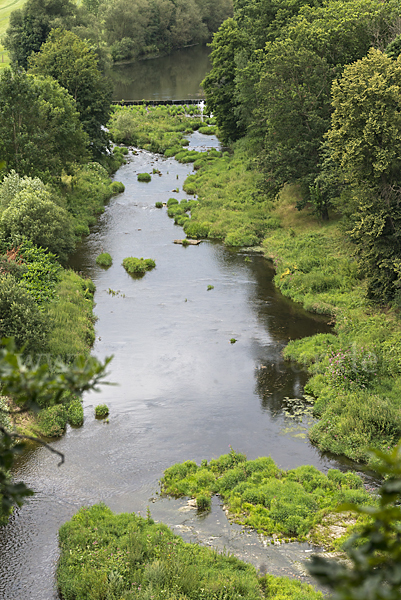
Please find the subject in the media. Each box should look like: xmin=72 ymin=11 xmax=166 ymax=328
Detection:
xmin=0 ymin=136 xmax=367 ymax=599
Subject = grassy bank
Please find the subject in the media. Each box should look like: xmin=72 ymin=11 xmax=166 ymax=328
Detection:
xmin=57 ymin=503 xmax=323 ymax=600
xmin=174 ymin=140 xmax=401 ymax=465
xmin=161 ymin=449 xmax=371 ymax=550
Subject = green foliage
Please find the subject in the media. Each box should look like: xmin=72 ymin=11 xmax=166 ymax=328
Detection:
xmin=327 ymin=49 xmax=401 ymax=302
xmin=28 ymin=28 xmax=112 ymax=157
xmin=0 ymin=274 xmax=48 ymax=353
xmin=0 ymin=186 xmax=75 ymax=262
xmin=44 ymin=270 xmax=97 ymax=361
xmin=3 ymin=0 xmax=80 ymax=69
xmin=67 ymin=397 xmax=84 ymax=427
xmin=122 ymin=257 xmax=156 ymax=275
xmin=36 ymin=403 xmax=68 ymax=437
xmin=57 ymin=503 xmax=322 ymax=600
xmin=0 ymin=338 xmax=111 ymax=516
xmin=95 ymin=252 xmax=112 ymax=267
xmin=110 ymin=181 xmax=125 ymax=194
xmin=108 ymin=104 xmax=204 ymax=152
xmin=65 ymin=162 xmax=116 ymax=237
xmin=309 ymin=444 xmax=401 ymax=600
xmin=155 ymin=201 xmax=163 ymax=208
xmin=137 ymin=172 xmax=151 ymax=182
xmin=95 ymin=403 xmax=109 ymax=418
xmin=161 ymin=451 xmax=370 ymax=544
xmin=0 ymin=68 xmax=88 ymax=180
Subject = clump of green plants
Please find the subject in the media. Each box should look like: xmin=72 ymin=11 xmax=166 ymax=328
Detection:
xmin=36 ymin=404 xmax=68 ymax=437
xmin=122 ymin=257 xmax=156 ymax=275
xmin=137 ymin=172 xmax=151 ymax=182
xmin=230 ymin=338 xmax=237 ymax=343
xmin=57 ymin=503 xmax=323 ymax=600
xmin=95 ymin=404 xmax=109 ymax=419
xmin=155 ymin=201 xmax=163 ymax=208
xmin=67 ymin=397 xmax=84 ymax=427
xmin=167 ymin=197 xmax=179 ymax=207
xmin=160 ymin=450 xmax=371 ymax=547
xmin=110 ymin=181 xmax=125 ymax=194
xmin=95 ymin=252 xmax=112 ymax=267
xmin=181 ymin=238 xmax=190 ymax=247
xmin=207 ymin=285 xmax=214 ymax=290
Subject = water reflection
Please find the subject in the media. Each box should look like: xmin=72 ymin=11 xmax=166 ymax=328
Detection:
xmin=109 ymin=45 xmax=211 ymax=101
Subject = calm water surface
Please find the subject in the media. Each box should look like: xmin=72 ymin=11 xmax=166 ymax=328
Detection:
xmin=110 ymin=45 xmax=211 ymax=101
xmin=0 ymin=135 xmax=361 ymax=599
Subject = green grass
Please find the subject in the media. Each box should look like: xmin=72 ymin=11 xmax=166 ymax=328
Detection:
xmin=122 ymin=257 xmax=155 ymax=275
xmin=0 ymin=0 xmax=26 ymax=40
xmin=108 ymin=104 xmax=204 ymax=154
xmin=44 ymin=270 xmax=96 ymax=362
xmin=95 ymin=403 xmax=109 ymax=419
xmin=57 ymin=503 xmax=323 ymax=600
xmin=261 ymin=188 xmax=401 ymax=464
xmin=181 ymin=140 xmax=274 ymax=246
xmin=96 ymin=252 xmax=112 ymax=267
xmin=161 ymin=450 xmax=371 ymax=549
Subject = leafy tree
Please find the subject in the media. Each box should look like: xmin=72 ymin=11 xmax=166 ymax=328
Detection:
xmin=29 ymin=28 xmax=112 ymax=157
xmin=202 ymin=18 xmax=246 ymax=143
xmin=0 ymin=69 xmax=88 ymax=180
xmin=254 ymin=39 xmax=333 ymax=214
xmin=0 ymin=187 xmax=75 ymax=262
xmin=3 ymin=0 xmax=80 ymax=69
xmin=0 ymin=338 xmax=110 ymax=517
xmin=309 ymin=444 xmax=401 ymax=600
xmin=327 ymin=49 xmax=401 ymax=301
xmin=0 ymin=276 xmax=48 ymax=353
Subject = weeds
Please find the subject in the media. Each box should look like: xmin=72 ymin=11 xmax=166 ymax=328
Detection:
xmin=122 ymin=257 xmax=156 ymax=275
xmin=57 ymin=503 xmax=323 ymax=600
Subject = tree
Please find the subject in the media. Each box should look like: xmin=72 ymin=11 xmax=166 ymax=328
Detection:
xmin=254 ymin=39 xmax=333 ymax=213
xmin=327 ymin=49 xmax=401 ymax=301
xmin=0 ymin=69 xmax=88 ymax=180
xmin=29 ymin=28 xmax=113 ymax=157
xmin=0 ymin=338 xmax=110 ymax=518
xmin=309 ymin=444 xmax=401 ymax=599
xmin=3 ymin=0 xmax=80 ymax=69
xmin=202 ymin=18 xmax=246 ymax=143
xmin=0 ymin=187 xmax=75 ymax=262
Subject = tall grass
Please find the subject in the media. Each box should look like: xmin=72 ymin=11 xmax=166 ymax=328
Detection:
xmin=161 ymin=450 xmax=371 ymax=549
xmin=57 ymin=503 xmax=323 ymax=600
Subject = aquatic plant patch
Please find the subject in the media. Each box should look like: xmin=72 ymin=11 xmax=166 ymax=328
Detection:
xmin=95 ymin=252 xmax=112 ymax=267
xmin=95 ymin=404 xmax=109 ymax=419
xmin=122 ymin=257 xmax=156 ymax=275
xmin=160 ymin=450 xmax=371 ymax=548
xmin=57 ymin=503 xmax=323 ymax=600
xmin=137 ymin=172 xmax=151 ymax=182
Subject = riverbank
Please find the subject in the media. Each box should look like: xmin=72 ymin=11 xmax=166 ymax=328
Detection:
xmin=176 ymin=138 xmax=401 ymax=466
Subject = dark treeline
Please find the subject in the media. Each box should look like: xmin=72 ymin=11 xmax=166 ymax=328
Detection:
xmin=3 ymin=0 xmax=233 ymax=66
xmin=203 ymin=0 xmax=401 ymax=304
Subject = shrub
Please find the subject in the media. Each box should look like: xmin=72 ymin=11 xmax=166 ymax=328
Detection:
xmin=198 ymin=126 xmax=217 ymax=135
xmin=67 ymin=397 xmax=84 ymax=427
xmin=183 ymin=220 xmax=210 ymax=239
xmin=155 ymin=202 xmax=163 ymax=208
xmin=96 ymin=252 xmax=112 ymax=267
xmin=36 ymin=404 xmax=68 ymax=437
xmin=167 ymin=198 xmax=179 ymax=207
xmin=196 ymin=493 xmax=211 ymax=511
xmin=137 ymin=173 xmax=151 ymax=182
xmin=95 ymin=404 xmax=109 ymax=418
xmin=110 ymin=181 xmax=125 ymax=194
xmin=0 ymin=188 xmax=75 ymax=261
xmin=122 ymin=257 xmax=156 ymax=275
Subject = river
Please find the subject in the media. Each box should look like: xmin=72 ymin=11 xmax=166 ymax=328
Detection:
xmin=0 ymin=131 xmax=365 ymax=599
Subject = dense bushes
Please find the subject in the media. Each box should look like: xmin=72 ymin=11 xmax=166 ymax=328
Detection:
xmin=57 ymin=503 xmax=323 ymax=600
xmin=161 ymin=450 xmax=370 ymax=546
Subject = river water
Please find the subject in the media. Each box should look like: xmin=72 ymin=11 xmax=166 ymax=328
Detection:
xmin=109 ymin=45 xmax=211 ymax=101
xmin=0 ymin=133 xmax=365 ymax=599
